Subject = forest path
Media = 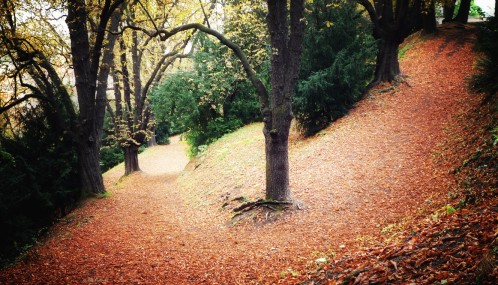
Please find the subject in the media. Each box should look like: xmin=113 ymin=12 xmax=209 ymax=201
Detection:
xmin=0 ymin=24 xmax=482 ymax=284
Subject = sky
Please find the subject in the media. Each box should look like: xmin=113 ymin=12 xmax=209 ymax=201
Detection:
xmin=475 ymin=0 xmax=495 ymax=16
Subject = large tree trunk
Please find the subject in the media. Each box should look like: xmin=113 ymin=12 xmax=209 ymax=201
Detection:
xmin=454 ymin=0 xmax=471 ymax=23
xmin=264 ymin=122 xmax=291 ymax=201
xmin=124 ymin=145 xmax=141 ymax=175
xmin=372 ymin=38 xmax=401 ymax=84
xmin=78 ymin=142 xmax=105 ymax=194
xmin=443 ymin=0 xmax=456 ymax=23
xmin=66 ymin=0 xmax=106 ymax=195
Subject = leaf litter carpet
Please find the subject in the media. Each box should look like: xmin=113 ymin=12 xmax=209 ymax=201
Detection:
xmin=0 ymin=24 xmax=494 ymax=284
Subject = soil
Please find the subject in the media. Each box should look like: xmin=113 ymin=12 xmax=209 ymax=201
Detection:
xmin=0 ymin=23 xmax=495 ymax=284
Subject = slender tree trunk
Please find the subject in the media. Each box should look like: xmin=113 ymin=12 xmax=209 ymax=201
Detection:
xmin=124 ymin=145 xmax=141 ymax=175
xmin=373 ymin=38 xmax=401 ymax=84
xmin=148 ymin=124 xmax=158 ymax=147
xmin=422 ymin=1 xmax=438 ymax=35
xmin=443 ymin=0 xmax=456 ymax=23
xmin=495 ymin=0 xmax=497 ymax=17
xmin=454 ymin=0 xmax=471 ymax=23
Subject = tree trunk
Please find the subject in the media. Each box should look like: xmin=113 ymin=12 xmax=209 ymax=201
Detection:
xmin=264 ymin=125 xmax=291 ymax=201
xmin=148 ymin=134 xmax=157 ymax=147
xmin=124 ymin=145 xmax=141 ymax=176
xmin=263 ymin=0 xmax=305 ymax=202
xmin=454 ymin=0 xmax=471 ymax=23
xmin=66 ymin=0 xmax=106 ymax=195
xmin=422 ymin=1 xmax=438 ymax=35
xmin=78 ymin=142 xmax=105 ymax=194
xmin=443 ymin=0 xmax=456 ymax=23
xmin=372 ymin=38 xmax=401 ymax=84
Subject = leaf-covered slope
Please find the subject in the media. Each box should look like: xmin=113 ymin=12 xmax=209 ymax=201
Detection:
xmin=1 ymin=23 xmax=496 ymax=285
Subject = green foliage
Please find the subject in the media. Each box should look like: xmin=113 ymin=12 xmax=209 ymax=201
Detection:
xmin=99 ymin=145 xmax=123 ymax=172
xmin=152 ymin=34 xmax=264 ymax=156
xmin=0 ymin=106 xmax=80 ymax=267
xmin=293 ymin=0 xmax=376 ymax=136
xmin=471 ymin=18 xmax=498 ymax=97
xmin=469 ymin=0 xmax=485 ymax=17
xmin=154 ymin=122 xmax=170 ymax=145
xmin=451 ymin=0 xmax=486 ymax=18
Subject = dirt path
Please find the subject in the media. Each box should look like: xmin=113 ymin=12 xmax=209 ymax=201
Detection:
xmin=0 ymin=24 xmax=481 ymax=284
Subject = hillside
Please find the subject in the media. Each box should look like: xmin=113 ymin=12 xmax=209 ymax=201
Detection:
xmin=0 ymin=23 xmax=496 ymax=284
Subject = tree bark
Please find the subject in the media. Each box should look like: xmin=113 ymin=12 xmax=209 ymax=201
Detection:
xmin=357 ymin=0 xmax=421 ymax=85
xmin=124 ymin=144 xmax=141 ymax=175
xmin=66 ymin=0 xmax=106 ymax=194
xmin=443 ymin=0 xmax=456 ymax=23
xmin=421 ymin=1 xmax=438 ymax=35
xmin=454 ymin=0 xmax=471 ymax=23
xmin=372 ymin=38 xmax=401 ymax=84
xmin=66 ymin=0 xmax=123 ymax=195
xmin=263 ymin=0 xmax=305 ymax=202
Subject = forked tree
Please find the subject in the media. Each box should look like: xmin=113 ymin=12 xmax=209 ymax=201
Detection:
xmin=66 ymin=0 xmax=124 ymax=194
xmin=131 ymin=0 xmax=305 ymax=201
xmin=357 ymin=0 xmax=422 ymax=84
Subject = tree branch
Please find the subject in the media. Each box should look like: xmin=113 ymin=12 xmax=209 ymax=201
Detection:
xmin=0 ymin=94 xmax=48 ymax=114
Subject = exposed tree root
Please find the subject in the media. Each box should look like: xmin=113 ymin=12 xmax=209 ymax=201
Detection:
xmin=233 ymin=199 xmax=293 ymax=213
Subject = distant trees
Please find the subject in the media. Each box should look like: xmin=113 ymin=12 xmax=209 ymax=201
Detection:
xmin=105 ymin=0 xmax=201 ymax=175
xmin=454 ymin=0 xmax=472 ymax=22
xmin=443 ymin=0 xmax=485 ymax=23
xmin=152 ymin=1 xmax=267 ymax=156
xmin=151 ymin=35 xmax=262 ymax=156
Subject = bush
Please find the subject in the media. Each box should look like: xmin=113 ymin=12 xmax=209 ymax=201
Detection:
xmin=0 ymin=107 xmax=80 ymax=267
xmin=471 ymin=18 xmax=498 ymax=98
xmin=99 ymin=146 xmax=123 ymax=172
xmin=292 ymin=0 xmax=376 ymax=136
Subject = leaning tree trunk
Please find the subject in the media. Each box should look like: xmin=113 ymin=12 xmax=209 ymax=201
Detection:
xmin=454 ymin=0 xmax=471 ymax=23
xmin=124 ymin=144 xmax=141 ymax=175
xmin=372 ymin=37 xmax=401 ymax=84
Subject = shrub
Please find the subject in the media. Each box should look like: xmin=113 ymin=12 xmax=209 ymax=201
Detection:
xmin=293 ymin=0 xmax=376 ymax=136
xmin=151 ymin=35 xmax=263 ymax=156
xmin=470 ymin=18 xmax=498 ymax=98
xmin=0 ymin=107 xmax=80 ymax=266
